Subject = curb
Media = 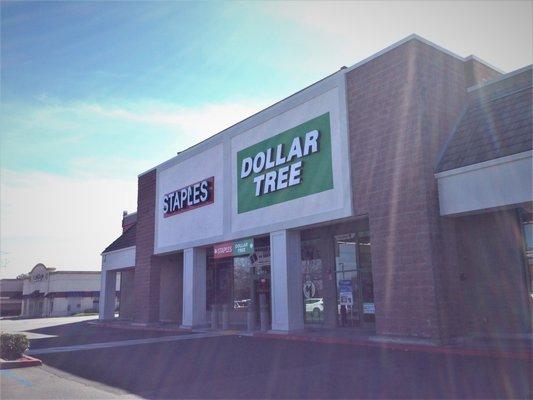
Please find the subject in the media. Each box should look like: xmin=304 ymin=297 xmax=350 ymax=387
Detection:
xmin=88 ymin=321 xmax=192 ymax=334
xmin=0 ymin=355 xmax=42 ymax=370
xmin=252 ymin=332 xmax=533 ymax=360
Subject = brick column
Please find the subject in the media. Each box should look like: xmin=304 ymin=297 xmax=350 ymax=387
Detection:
xmin=133 ymin=169 xmax=160 ymax=323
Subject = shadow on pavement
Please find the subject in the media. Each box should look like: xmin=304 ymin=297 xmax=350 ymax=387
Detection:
xmin=35 ymin=334 xmax=533 ymax=399
xmin=26 ymin=321 xmax=190 ymax=350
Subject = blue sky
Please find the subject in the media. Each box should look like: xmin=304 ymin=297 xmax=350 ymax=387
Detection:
xmin=1 ymin=2 xmax=321 ymax=177
xmin=1 ymin=1 xmax=531 ymax=277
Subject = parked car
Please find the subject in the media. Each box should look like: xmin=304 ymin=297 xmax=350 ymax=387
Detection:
xmin=305 ymin=298 xmax=323 ymax=319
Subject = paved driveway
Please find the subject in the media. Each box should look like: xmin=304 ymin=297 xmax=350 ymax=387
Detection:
xmin=26 ymin=337 xmax=533 ymax=399
xmin=1 ymin=316 xmax=186 ymax=349
xmin=1 ymin=317 xmax=532 ymax=399
xmin=1 ymin=316 xmax=98 ymax=338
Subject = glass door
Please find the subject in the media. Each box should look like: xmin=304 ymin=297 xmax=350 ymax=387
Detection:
xmin=301 ymin=238 xmax=324 ymax=324
xmin=335 ymin=231 xmax=375 ymax=328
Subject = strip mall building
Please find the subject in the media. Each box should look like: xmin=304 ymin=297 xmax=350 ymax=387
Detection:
xmin=100 ymin=35 xmax=532 ymax=343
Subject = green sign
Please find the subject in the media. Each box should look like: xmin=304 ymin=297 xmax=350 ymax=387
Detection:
xmin=233 ymin=238 xmax=254 ymax=256
xmin=237 ymin=113 xmax=333 ymax=213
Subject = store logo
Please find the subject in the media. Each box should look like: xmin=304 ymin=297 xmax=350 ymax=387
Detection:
xmin=32 ymin=273 xmax=46 ymax=282
xmin=163 ymin=177 xmax=214 ymax=218
xmin=237 ymin=113 xmax=333 ymax=213
xmin=213 ymin=238 xmax=254 ymax=259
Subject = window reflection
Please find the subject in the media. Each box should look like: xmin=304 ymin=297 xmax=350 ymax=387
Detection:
xmin=301 ymin=238 xmax=324 ymax=324
xmin=233 ymin=256 xmax=252 ymax=310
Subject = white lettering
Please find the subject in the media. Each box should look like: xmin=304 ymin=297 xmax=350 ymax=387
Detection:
xmin=163 ymin=196 xmax=169 ymax=213
xmin=180 ymin=188 xmax=188 ymax=207
xmin=192 ymin=183 xmax=200 ymax=204
xmin=264 ymin=170 xmax=277 ymax=194
xmin=199 ymin=180 xmax=209 ymax=202
xmin=265 ymin=148 xmax=275 ymax=170
xmin=187 ymin=186 xmax=193 ymax=205
xmin=173 ymin=193 xmax=181 ymax=211
xmin=241 ymin=157 xmax=253 ymax=178
xmin=276 ymin=165 xmax=289 ymax=190
xmin=275 ymin=143 xmax=286 ymax=166
xmin=253 ymin=152 xmax=266 ymax=173
xmin=303 ymin=130 xmax=319 ymax=156
xmin=253 ymin=175 xmax=265 ymax=196
xmin=288 ymin=161 xmax=302 ymax=186
xmin=286 ymin=137 xmax=303 ymax=162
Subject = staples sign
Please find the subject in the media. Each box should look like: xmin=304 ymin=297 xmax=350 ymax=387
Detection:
xmin=163 ymin=177 xmax=214 ymax=218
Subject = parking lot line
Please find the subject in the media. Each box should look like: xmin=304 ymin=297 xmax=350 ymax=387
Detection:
xmin=0 ymin=370 xmax=33 ymax=387
xmin=28 ymin=331 xmax=227 ymax=355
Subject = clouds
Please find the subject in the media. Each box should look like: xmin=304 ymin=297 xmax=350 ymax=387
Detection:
xmin=81 ymin=99 xmax=270 ymax=141
xmin=261 ymin=1 xmax=532 ymax=73
xmin=0 ymin=97 xmax=272 ymax=277
xmin=0 ymin=168 xmax=136 ymax=278
xmin=1 ymin=97 xmax=271 ymax=178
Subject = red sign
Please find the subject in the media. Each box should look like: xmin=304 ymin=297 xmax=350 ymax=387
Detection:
xmin=213 ymin=242 xmax=233 ymax=259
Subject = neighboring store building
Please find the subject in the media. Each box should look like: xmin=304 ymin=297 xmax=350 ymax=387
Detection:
xmin=100 ymin=35 xmax=532 ymax=343
xmin=0 ymin=279 xmax=23 ymax=316
xmin=20 ymin=264 xmax=103 ymax=317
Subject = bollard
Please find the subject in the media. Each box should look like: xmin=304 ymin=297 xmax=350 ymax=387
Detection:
xmin=259 ymin=293 xmax=269 ymax=332
xmin=211 ymin=304 xmax=218 ymax=330
xmin=221 ymin=304 xmax=230 ymax=330
xmin=246 ymin=305 xmax=256 ymax=332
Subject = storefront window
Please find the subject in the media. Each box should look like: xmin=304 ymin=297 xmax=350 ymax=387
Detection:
xmin=335 ymin=231 xmax=374 ymax=327
xmin=206 ymin=254 xmax=233 ymax=309
xmin=521 ymin=214 xmax=533 ymax=299
xmin=206 ymin=238 xmax=270 ymax=319
xmin=301 ymin=238 xmax=324 ymax=324
xmin=233 ymin=256 xmax=252 ymax=310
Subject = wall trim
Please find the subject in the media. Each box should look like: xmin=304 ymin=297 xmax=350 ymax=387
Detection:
xmin=467 ymin=64 xmax=532 ymax=93
xmin=435 ymin=150 xmax=533 ymax=179
xmin=101 ymin=245 xmax=136 ymax=256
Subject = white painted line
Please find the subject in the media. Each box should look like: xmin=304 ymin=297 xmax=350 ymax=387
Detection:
xmin=28 ymin=332 xmax=228 ymax=355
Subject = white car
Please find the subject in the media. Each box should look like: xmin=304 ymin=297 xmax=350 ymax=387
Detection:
xmin=305 ymin=298 xmax=324 ymax=319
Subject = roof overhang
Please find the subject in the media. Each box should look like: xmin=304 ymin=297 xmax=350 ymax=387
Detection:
xmin=436 ymin=151 xmax=533 ymax=216
xmin=101 ymin=246 xmax=136 ymax=272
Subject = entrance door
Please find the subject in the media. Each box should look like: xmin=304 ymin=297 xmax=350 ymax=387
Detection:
xmin=251 ymin=243 xmax=271 ymax=326
xmin=334 ymin=232 xmax=375 ymax=328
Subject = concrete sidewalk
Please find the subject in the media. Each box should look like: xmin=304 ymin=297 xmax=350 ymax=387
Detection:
xmin=0 ymin=365 xmax=139 ymax=399
xmin=252 ymin=328 xmax=533 ymax=360
xmin=91 ymin=319 xmax=533 ymax=360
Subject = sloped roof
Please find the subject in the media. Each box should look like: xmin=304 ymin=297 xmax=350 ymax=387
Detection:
xmin=437 ymin=67 xmax=532 ymax=172
xmin=102 ymin=223 xmax=136 ymax=253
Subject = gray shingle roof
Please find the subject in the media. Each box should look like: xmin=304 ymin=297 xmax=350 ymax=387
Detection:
xmin=437 ymin=67 xmax=532 ymax=172
xmin=102 ymin=223 xmax=136 ymax=253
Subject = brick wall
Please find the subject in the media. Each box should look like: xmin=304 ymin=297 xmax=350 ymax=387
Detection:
xmin=158 ymin=254 xmax=183 ymax=323
xmin=455 ymin=210 xmax=530 ymax=334
xmin=122 ymin=212 xmax=137 ymax=232
xmin=464 ymin=57 xmax=501 ymax=88
xmin=346 ymin=39 xmax=501 ymax=341
xmin=133 ymin=170 xmax=161 ymax=323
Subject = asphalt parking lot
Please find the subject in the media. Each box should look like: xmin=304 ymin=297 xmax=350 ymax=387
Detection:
xmin=1 ymin=317 xmax=532 ymax=399
xmin=6 ymin=318 xmax=187 ymax=350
